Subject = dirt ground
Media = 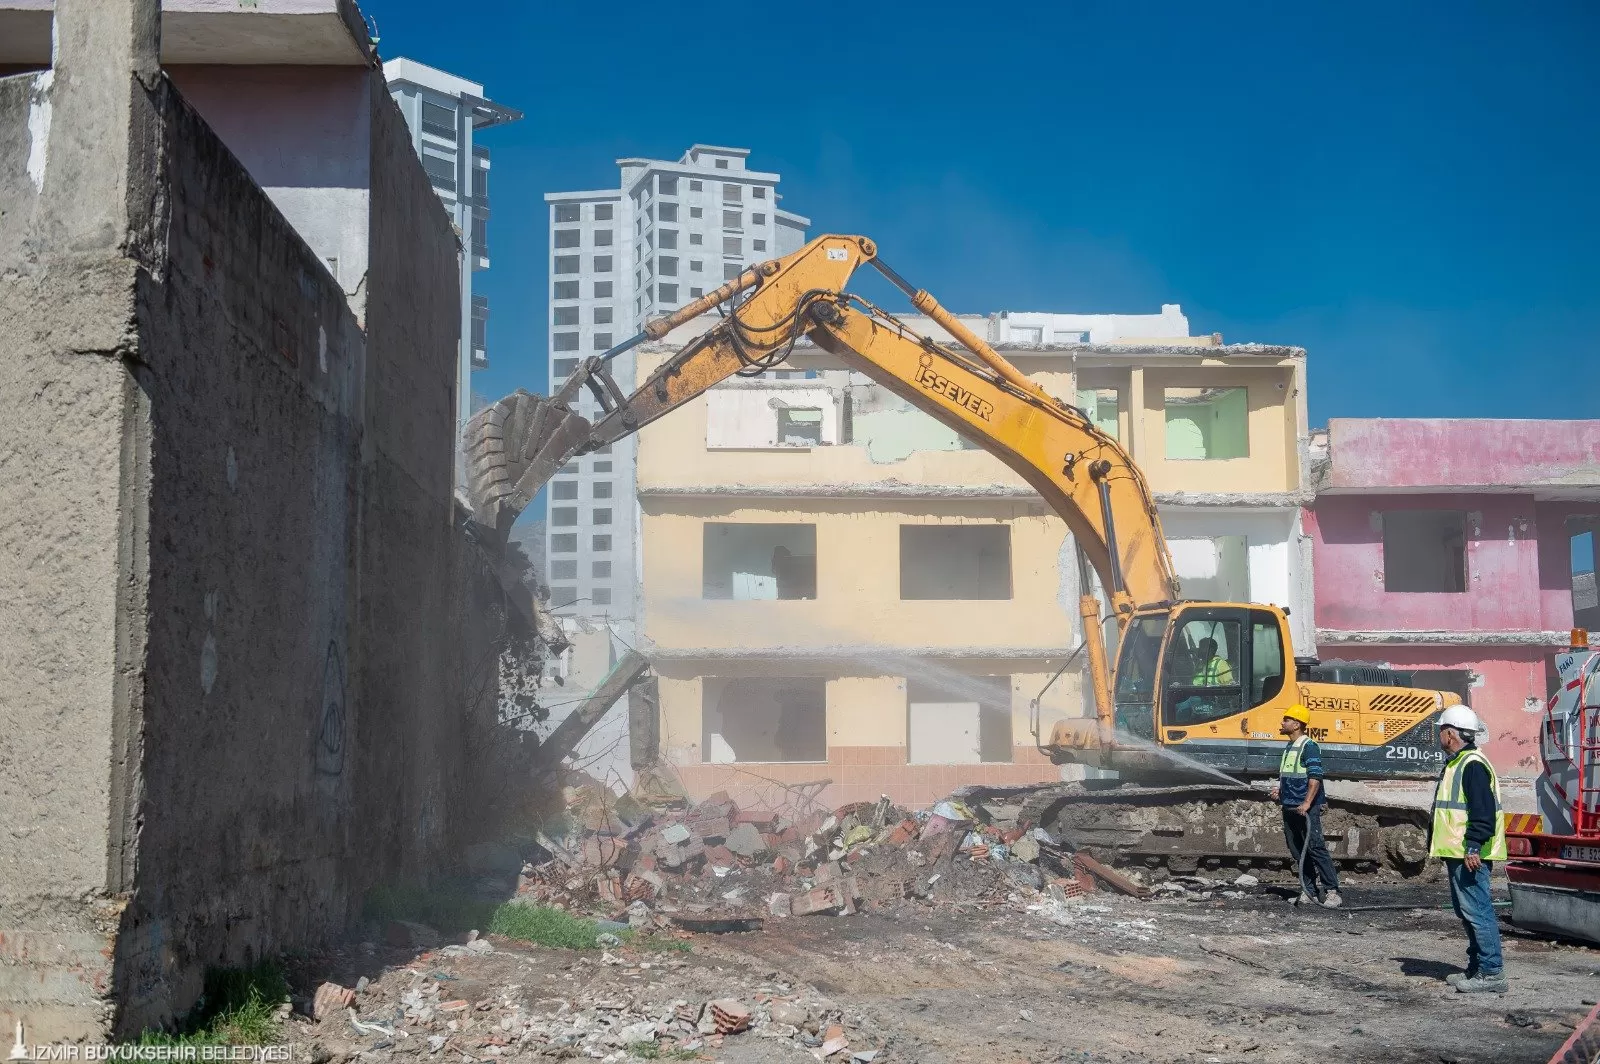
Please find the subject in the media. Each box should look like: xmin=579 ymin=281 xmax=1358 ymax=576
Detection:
xmin=287 ymin=877 xmax=1598 ymax=1064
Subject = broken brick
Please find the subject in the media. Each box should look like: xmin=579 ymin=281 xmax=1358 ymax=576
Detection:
xmin=884 ymin=819 xmax=917 ymax=847
xmin=734 ymin=809 xmax=777 ymax=830
xmin=703 ymin=844 xmax=735 ymax=868
xmin=685 ymin=814 xmax=731 ymax=840
xmin=772 ymin=855 xmax=791 ymax=875
xmin=312 ymin=982 xmax=355 ymax=1021
xmin=708 ymin=999 xmax=751 ymax=1034
xmin=595 ymin=871 xmax=625 ymax=905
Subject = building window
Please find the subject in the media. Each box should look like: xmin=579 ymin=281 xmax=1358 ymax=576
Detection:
xmin=553 ymin=255 xmax=579 ymax=275
xmin=553 ymin=306 xmax=579 ymax=326
xmin=593 ymin=333 xmax=612 ymax=349
xmin=1011 ymin=326 xmax=1043 ymax=344
xmin=723 ymin=184 xmax=742 ymax=202
xmin=703 ymin=523 xmax=817 ymax=600
xmin=690 ymin=206 xmax=703 ymax=219
xmin=659 ymin=175 xmax=678 ymax=196
xmin=593 ymin=255 xmax=613 ymax=273
xmin=593 ymin=534 xmax=611 ymax=552
xmin=689 ymin=233 xmax=703 ymax=246
xmin=421 ymin=100 xmax=457 ymax=140
xmin=593 ymin=482 xmax=613 ymax=499
xmin=554 ymin=280 xmax=579 ymax=300
xmin=594 ymin=203 xmax=613 ymax=221
xmin=593 ymin=306 xmax=613 ymax=324
xmin=689 ymin=180 xmax=702 ymax=191
xmin=714 ymin=159 xmax=729 ymax=169
xmin=908 ymin=675 xmax=1012 ymax=765
xmin=471 ymin=165 xmax=487 ymax=200
xmin=421 ymin=151 xmax=456 ymax=191
xmin=753 ymin=213 xmax=766 ymax=225
xmin=659 ymin=256 xmax=678 ymax=276
xmin=592 ymin=588 xmax=612 ymax=606
xmin=549 ymin=587 xmax=576 ymax=607
xmin=777 ymin=407 xmax=823 ymax=445
xmin=553 ymin=229 xmax=579 ymax=249
xmin=554 ymin=203 xmax=580 ymax=223
xmin=690 ymin=287 xmax=703 ymax=298
xmin=753 ymin=186 xmax=767 ymax=199
xmin=594 ymin=461 xmax=612 ymax=473
xmin=1055 ymin=329 xmax=1090 ymax=343
xmin=593 ymin=280 xmax=613 ymax=298
xmin=689 ymin=259 xmax=703 ymax=273
xmin=594 ymin=229 xmax=614 ymax=247
xmin=1076 ymin=388 xmax=1120 ymax=438
xmin=900 ymin=526 xmax=1011 ymax=599
xmin=658 ymin=283 xmax=678 ymax=303
xmin=1169 ymin=535 xmax=1250 ymax=602
xmin=551 ymin=533 xmax=577 ymax=553
xmin=724 ymin=263 xmax=743 ymax=280
xmin=552 ymin=507 xmax=577 ymax=527
xmin=753 ymin=239 xmax=766 ymax=252
xmin=553 ymin=357 xmax=578 ymax=377
xmin=660 ymin=202 xmax=678 ymax=222
xmin=659 ymin=229 xmax=678 ymax=250
xmin=592 ymin=508 xmax=613 ymax=525
xmin=723 ymin=237 xmax=742 ymax=256
xmin=723 ymin=210 xmax=742 ymax=229
xmin=1164 ymin=387 xmax=1249 ymax=460
xmin=592 ymin=561 xmax=611 ymax=579
xmin=551 ymin=560 xmax=577 ymax=580
xmin=1382 ymin=511 xmax=1468 ymax=593
xmin=553 ymin=333 xmax=579 ymax=352
xmin=702 ymin=677 xmax=825 ymax=763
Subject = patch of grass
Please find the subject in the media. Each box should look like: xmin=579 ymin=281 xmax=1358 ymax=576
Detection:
xmin=137 ymin=962 xmax=289 ymax=1046
xmin=364 ymin=882 xmax=497 ymax=934
xmin=487 ymin=903 xmax=620 ymax=950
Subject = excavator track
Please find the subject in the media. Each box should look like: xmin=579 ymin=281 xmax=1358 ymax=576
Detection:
xmin=962 ymin=782 xmax=1434 ymax=879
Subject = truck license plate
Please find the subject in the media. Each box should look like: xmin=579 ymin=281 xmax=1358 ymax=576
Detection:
xmin=1560 ymin=845 xmax=1600 ymax=863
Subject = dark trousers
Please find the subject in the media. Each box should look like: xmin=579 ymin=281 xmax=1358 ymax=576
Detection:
xmin=1281 ymin=806 xmax=1340 ymax=895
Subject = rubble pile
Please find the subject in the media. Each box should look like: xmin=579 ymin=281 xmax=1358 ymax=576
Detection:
xmin=299 ymin=937 xmax=886 ymax=1063
xmin=514 ymin=784 xmax=1125 ymax=930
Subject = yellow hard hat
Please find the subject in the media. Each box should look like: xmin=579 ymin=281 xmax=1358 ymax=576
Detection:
xmin=1282 ymin=704 xmax=1311 ymax=725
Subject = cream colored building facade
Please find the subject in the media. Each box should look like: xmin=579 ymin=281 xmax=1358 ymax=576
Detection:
xmin=633 ymin=311 xmax=1310 ymax=808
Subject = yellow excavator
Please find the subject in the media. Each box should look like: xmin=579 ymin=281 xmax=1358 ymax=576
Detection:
xmin=474 ymin=234 xmax=1459 ymax=874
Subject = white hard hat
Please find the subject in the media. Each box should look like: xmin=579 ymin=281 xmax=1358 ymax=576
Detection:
xmin=1438 ymin=705 xmax=1483 ymax=735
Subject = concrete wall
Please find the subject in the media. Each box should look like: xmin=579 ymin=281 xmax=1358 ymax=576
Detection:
xmin=0 ymin=46 xmax=464 ymax=1040
xmin=1320 ymin=419 xmax=1600 ymax=493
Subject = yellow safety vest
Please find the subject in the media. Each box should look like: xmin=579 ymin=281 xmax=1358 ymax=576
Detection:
xmin=1279 ymin=736 xmax=1309 ymax=779
xmin=1199 ymin=657 xmax=1235 ymax=686
xmin=1429 ymin=748 xmax=1508 ymax=862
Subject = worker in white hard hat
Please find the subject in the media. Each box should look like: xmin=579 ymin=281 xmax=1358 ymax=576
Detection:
xmin=1429 ymin=705 xmax=1508 ymax=994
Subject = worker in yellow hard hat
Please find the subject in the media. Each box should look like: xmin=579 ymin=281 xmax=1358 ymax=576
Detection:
xmin=1270 ymin=704 xmax=1342 ymax=908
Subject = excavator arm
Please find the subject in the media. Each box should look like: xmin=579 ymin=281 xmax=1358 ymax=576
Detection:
xmin=577 ymin=234 xmax=1178 ymax=613
xmin=527 ymin=234 xmax=1181 ymax=727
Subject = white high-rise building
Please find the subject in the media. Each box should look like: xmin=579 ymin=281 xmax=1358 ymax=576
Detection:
xmin=384 ymin=58 xmax=520 ymax=471
xmin=543 ymin=145 xmax=809 ymax=628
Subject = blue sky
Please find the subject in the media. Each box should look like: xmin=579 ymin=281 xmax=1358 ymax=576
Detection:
xmin=367 ymin=0 xmax=1598 ymax=424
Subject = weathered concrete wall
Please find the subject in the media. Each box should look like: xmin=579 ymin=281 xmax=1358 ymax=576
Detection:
xmin=1321 ymin=418 xmax=1600 ymax=492
xmin=0 ymin=32 xmax=465 ymax=1039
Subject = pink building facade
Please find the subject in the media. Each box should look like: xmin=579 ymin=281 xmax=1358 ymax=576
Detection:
xmin=1307 ymin=419 xmax=1600 ymax=776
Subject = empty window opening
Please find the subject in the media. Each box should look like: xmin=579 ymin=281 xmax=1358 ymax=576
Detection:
xmin=551 ymin=560 xmax=577 ymax=580
xmin=553 ymin=203 xmax=580 ymax=223
xmin=1169 ymin=535 xmax=1248 ymax=602
xmin=551 ymin=507 xmax=577 ymax=527
xmin=592 ymin=588 xmax=612 ymax=605
xmin=1076 ymin=388 xmax=1120 ymax=439
xmin=592 ymin=534 xmax=611 ymax=552
xmin=1010 ymin=326 xmax=1043 ymax=344
xmin=1164 ymin=387 xmax=1249 ymax=460
xmin=900 ymin=525 xmax=1011 ymax=600
xmin=1574 ymin=526 xmax=1598 ymax=629
xmin=703 ymin=523 xmax=817 ymax=600
xmin=907 ymin=675 xmax=1012 ymax=764
xmin=553 ymin=229 xmax=579 ymax=248
xmin=552 ymin=480 xmax=578 ymax=500
xmin=777 ymin=407 xmax=824 ymax=446
xmin=702 ymin=677 xmax=825 ymax=763
xmin=551 ymin=534 xmax=576 ymax=553
xmin=594 ymin=203 xmax=613 ymax=221
xmin=553 ymin=306 xmax=579 ymax=326
xmin=553 ymin=281 xmax=579 ymax=300
xmin=1382 ymin=510 xmax=1467 ymax=593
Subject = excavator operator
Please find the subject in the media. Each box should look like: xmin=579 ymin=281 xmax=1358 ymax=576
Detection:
xmin=1195 ymin=638 xmax=1235 ymax=687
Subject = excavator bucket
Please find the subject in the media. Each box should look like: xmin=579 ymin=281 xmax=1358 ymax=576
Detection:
xmin=464 ymin=388 xmax=593 ymax=539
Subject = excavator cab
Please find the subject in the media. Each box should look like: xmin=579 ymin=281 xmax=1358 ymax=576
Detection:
xmin=1056 ymin=602 xmax=1294 ymax=781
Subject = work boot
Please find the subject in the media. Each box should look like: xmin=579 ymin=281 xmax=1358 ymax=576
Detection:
xmin=1321 ymin=890 xmax=1343 ymax=909
xmin=1455 ymin=973 xmax=1508 ymax=994
xmin=1445 ymin=970 xmax=1478 ymax=987
xmin=1291 ymin=892 xmax=1314 ymax=906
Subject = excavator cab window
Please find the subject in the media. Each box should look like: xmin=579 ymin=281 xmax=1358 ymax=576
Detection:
xmin=1161 ymin=609 xmax=1247 ymax=727
xmin=1111 ymin=614 xmax=1168 ymax=739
